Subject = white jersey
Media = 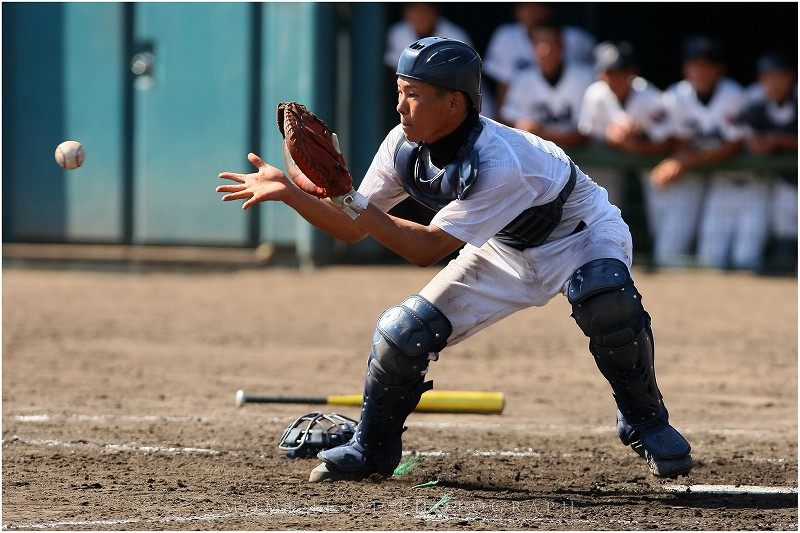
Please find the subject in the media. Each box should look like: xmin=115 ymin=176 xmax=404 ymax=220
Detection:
xmin=664 ymin=77 xmax=748 ymax=150
xmin=500 ymin=63 xmax=595 ymax=132
xmin=577 ymin=76 xmax=673 ymax=144
xmin=358 ymin=117 xmax=619 ymax=249
xmin=383 ymin=18 xmax=473 ymax=69
xmin=483 ymin=22 xmax=596 ymax=85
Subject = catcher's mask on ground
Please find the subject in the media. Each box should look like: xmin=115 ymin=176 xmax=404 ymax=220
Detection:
xmin=278 ymin=412 xmax=357 ymax=458
xmin=396 ymin=36 xmax=482 ymax=112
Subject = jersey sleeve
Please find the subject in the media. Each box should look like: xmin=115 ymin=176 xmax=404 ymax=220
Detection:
xmin=718 ymin=82 xmax=748 ymax=142
xmin=577 ymin=82 xmax=608 ymax=139
xmin=499 ymin=70 xmax=533 ymax=124
xmin=483 ymin=25 xmax=516 ymax=83
xmin=356 ymin=125 xmax=410 ymax=212
xmin=633 ymin=84 xmax=674 ymax=143
xmin=383 ymin=22 xmax=411 ymax=69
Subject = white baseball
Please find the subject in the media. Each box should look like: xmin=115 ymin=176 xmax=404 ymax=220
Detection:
xmin=54 ymin=140 xmax=85 ymax=170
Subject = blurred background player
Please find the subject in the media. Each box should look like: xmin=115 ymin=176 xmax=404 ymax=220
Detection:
xmin=484 ymin=2 xmax=596 ymax=113
xmin=384 ymin=2 xmax=473 ymax=70
xmin=650 ymin=36 xmax=749 ymax=269
xmin=577 ymin=41 xmax=675 ymax=211
xmin=500 ymin=18 xmax=594 ymax=147
xmin=739 ymin=51 xmax=798 ymax=274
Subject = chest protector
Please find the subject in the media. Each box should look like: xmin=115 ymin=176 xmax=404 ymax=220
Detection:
xmin=395 ymin=122 xmax=484 ymax=211
xmin=394 ymin=123 xmax=577 ymax=250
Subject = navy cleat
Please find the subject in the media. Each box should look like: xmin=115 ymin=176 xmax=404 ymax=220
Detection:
xmin=629 ymin=423 xmax=693 ymax=478
xmin=618 ymin=412 xmax=693 ymax=478
xmin=309 ymin=433 xmax=402 ymax=482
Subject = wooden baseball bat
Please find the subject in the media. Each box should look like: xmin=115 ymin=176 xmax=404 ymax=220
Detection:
xmin=235 ymin=389 xmax=504 ymax=414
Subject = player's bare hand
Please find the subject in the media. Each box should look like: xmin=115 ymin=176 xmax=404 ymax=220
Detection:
xmin=650 ymin=158 xmax=685 ymax=188
xmin=606 ymin=119 xmax=638 ymax=146
xmin=515 ymin=119 xmax=543 ymax=135
xmin=216 ymin=153 xmax=292 ymax=210
xmin=747 ymin=134 xmax=780 ymax=154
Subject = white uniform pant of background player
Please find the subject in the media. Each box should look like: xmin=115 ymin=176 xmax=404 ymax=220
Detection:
xmin=580 ymin=165 xmax=626 ymax=212
xmin=770 ymin=180 xmax=798 ymax=240
xmin=642 ymin=173 xmax=705 ymax=268
xmin=419 ymin=219 xmax=633 ymax=345
xmin=697 ymin=175 xmax=771 ymax=270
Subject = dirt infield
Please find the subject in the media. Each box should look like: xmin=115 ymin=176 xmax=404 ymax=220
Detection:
xmin=2 ymin=263 xmax=797 ymax=530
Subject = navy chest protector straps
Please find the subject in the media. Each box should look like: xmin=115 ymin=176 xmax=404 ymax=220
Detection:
xmin=394 ymin=124 xmax=578 ymax=250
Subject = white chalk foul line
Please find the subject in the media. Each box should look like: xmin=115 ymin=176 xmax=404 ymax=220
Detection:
xmin=5 ymin=435 xmax=792 ymax=471
xmin=1 ymin=507 xmax=593 ymax=531
xmin=2 ymin=436 xmax=269 ymax=459
xmin=3 ymin=435 xmax=549 ymax=460
xmin=664 ymin=484 xmax=798 ymax=495
xmin=10 ymin=413 xmax=289 ymax=424
xmin=10 ymin=412 xmax=789 ymax=440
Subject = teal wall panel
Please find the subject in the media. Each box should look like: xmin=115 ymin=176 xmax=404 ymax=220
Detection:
xmin=131 ymin=2 xmax=251 ymax=244
xmin=258 ymin=2 xmax=320 ymax=251
xmin=63 ymin=3 xmax=126 ymax=241
xmin=257 ymin=2 xmax=342 ymax=263
xmin=2 ymin=3 xmax=66 ymax=242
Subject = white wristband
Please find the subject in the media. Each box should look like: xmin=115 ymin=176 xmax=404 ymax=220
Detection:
xmin=331 ymin=187 xmax=369 ymax=220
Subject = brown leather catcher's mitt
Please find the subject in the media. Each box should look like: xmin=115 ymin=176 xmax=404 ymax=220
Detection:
xmin=277 ymin=102 xmax=353 ymax=198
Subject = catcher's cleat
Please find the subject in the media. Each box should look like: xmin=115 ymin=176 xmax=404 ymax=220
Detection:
xmin=315 ymin=435 xmax=402 ymax=478
xmin=628 ymin=423 xmax=693 ymax=478
xmin=309 ymin=463 xmax=363 ymax=483
xmin=643 ymin=450 xmax=693 ymax=478
xmin=308 ymin=463 xmax=387 ymax=483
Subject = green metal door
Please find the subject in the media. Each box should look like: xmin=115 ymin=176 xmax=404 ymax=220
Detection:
xmin=130 ymin=3 xmax=253 ymax=245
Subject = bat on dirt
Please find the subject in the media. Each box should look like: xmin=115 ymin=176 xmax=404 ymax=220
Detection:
xmin=235 ymin=389 xmax=505 ymax=414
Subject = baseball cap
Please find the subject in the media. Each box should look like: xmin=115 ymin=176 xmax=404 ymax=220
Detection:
xmin=594 ymin=41 xmax=637 ymax=72
xmin=756 ymin=51 xmax=793 ymax=73
xmin=682 ymin=35 xmax=724 ymax=63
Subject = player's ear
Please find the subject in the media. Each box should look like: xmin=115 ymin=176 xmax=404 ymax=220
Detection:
xmin=450 ymin=91 xmax=463 ymax=111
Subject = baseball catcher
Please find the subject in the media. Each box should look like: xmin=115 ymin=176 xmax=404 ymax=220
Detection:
xmin=217 ymin=37 xmax=693 ymax=483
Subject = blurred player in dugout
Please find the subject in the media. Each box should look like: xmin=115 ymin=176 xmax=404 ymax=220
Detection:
xmin=577 ymin=41 xmax=676 ymax=224
xmin=483 ymin=2 xmax=596 ymax=114
xmin=499 ymin=18 xmax=594 ymax=149
xmin=650 ymin=35 xmax=755 ymax=270
xmin=738 ymin=51 xmax=798 ymax=275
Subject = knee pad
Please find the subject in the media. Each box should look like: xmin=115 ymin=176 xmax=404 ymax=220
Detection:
xmin=369 ymin=294 xmax=452 ymax=385
xmin=568 ymin=258 xmax=645 ymax=356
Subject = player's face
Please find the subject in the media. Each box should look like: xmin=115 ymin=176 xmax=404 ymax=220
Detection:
xmin=404 ymin=3 xmax=438 ymax=37
xmin=531 ymin=28 xmax=563 ymax=73
xmin=759 ymin=70 xmax=796 ymax=103
xmin=396 ymin=77 xmax=457 ymax=143
xmin=683 ymin=58 xmax=725 ymax=96
xmin=600 ymin=69 xmax=633 ymax=101
xmin=515 ymin=3 xmax=550 ymax=30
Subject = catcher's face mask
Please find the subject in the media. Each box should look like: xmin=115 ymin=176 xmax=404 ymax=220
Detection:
xmin=278 ymin=412 xmax=357 ymax=458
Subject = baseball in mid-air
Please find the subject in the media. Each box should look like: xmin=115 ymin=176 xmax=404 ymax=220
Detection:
xmin=54 ymin=140 xmax=85 ymax=170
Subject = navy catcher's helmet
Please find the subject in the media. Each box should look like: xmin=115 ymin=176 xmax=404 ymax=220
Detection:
xmin=396 ymin=36 xmax=483 ymax=112
xmin=278 ymin=412 xmax=357 ymax=458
